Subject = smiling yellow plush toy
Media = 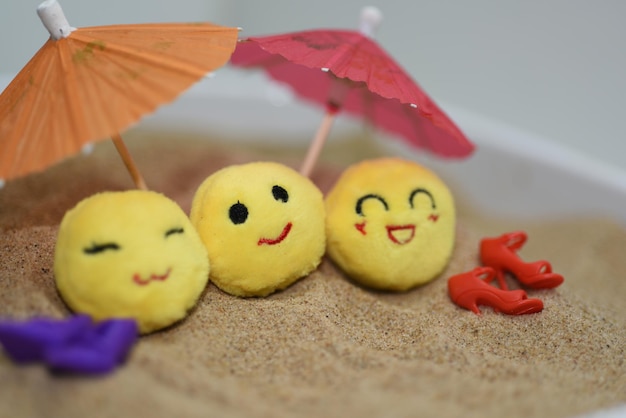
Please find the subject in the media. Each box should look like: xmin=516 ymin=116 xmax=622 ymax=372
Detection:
xmin=190 ymin=162 xmax=326 ymax=297
xmin=54 ymin=190 xmax=210 ymax=334
xmin=325 ymin=158 xmax=456 ymax=291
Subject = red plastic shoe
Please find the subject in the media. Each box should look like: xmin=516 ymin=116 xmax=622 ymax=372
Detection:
xmin=480 ymin=231 xmax=564 ymax=290
xmin=448 ymin=267 xmax=544 ymax=315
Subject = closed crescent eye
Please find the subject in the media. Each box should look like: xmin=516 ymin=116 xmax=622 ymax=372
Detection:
xmin=165 ymin=227 xmax=184 ymax=237
xmin=409 ymin=188 xmax=436 ymax=210
xmin=355 ymin=194 xmax=389 ymax=216
xmin=83 ymin=243 xmax=120 ymax=255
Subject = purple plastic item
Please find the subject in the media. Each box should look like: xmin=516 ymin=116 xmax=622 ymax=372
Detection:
xmin=45 ymin=318 xmax=138 ymax=374
xmin=0 ymin=314 xmax=91 ymax=363
xmin=0 ymin=315 xmax=138 ymax=374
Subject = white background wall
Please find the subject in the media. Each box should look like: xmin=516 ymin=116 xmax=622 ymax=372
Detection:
xmin=2 ymin=0 xmax=625 ymax=173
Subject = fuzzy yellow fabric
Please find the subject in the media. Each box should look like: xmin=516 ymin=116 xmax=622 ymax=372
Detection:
xmin=190 ymin=162 xmax=326 ymax=297
xmin=325 ymin=158 xmax=456 ymax=291
xmin=54 ymin=190 xmax=210 ymax=334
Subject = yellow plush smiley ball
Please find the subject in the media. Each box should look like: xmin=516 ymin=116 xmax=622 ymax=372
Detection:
xmin=190 ymin=162 xmax=325 ymax=297
xmin=325 ymin=158 xmax=456 ymax=291
xmin=54 ymin=190 xmax=209 ymax=334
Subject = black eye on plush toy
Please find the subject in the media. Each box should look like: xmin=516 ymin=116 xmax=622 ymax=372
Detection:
xmin=229 ymin=202 xmax=249 ymax=224
xmin=272 ymin=185 xmax=289 ymax=202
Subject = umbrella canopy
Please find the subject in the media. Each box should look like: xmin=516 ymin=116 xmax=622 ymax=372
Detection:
xmin=231 ymin=7 xmax=474 ymax=177
xmin=0 ymin=0 xmax=238 ymax=188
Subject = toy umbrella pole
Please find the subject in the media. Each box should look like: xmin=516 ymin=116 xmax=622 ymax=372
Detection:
xmin=299 ymin=7 xmax=383 ymax=177
xmin=110 ymin=134 xmax=147 ymax=190
xmin=37 ymin=0 xmax=148 ymax=190
xmin=299 ymin=102 xmax=338 ymax=178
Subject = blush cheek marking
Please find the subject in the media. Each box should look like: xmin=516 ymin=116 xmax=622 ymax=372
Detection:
xmin=355 ymin=222 xmax=367 ymax=235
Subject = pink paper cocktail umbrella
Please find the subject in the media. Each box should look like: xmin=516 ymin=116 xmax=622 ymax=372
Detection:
xmin=231 ymin=7 xmax=474 ymax=177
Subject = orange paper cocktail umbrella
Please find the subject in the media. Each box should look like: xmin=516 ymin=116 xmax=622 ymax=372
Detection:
xmin=0 ymin=0 xmax=238 ymax=188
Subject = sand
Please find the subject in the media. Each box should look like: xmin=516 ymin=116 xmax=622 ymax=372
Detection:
xmin=0 ymin=132 xmax=624 ymax=418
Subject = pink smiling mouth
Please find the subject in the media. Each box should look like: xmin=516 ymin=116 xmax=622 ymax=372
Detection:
xmin=133 ymin=268 xmax=171 ymax=286
xmin=258 ymin=222 xmax=293 ymax=246
xmin=386 ymin=224 xmax=416 ymax=245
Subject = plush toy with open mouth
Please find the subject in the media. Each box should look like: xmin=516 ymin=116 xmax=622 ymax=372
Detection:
xmin=190 ymin=162 xmax=326 ymax=297
xmin=325 ymin=158 xmax=455 ymax=291
xmin=54 ymin=190 xmax=210 ymax=334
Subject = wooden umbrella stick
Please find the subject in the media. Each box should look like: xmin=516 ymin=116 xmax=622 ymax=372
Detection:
xmin=300 ymin=111 xmax=337 ymax=178
xmin=111 ymin=133 xmax=148 ymax=190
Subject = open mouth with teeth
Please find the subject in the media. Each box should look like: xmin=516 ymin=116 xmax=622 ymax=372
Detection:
xmin=386 ymin=224 xmax=416 ymax=245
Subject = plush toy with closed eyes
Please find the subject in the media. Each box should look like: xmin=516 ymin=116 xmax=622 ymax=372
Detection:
xmin=325 ymin=158 xmax=456 ymax=291
xmin=54 ymin=190 xmax=210 ymax=334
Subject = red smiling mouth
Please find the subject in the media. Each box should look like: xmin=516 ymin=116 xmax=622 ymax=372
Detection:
xmin=258 ymin=222 xmax=293 ymax=246
xmin=133 ymin=268 xmax=171 ymax=286
xmin=386 ymin=225 xmax=416 ymax=245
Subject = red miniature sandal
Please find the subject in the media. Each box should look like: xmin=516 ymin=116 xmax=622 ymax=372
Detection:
xmin=447 ymin=267 xmax=544 ymax=315
xmin=480 ymin=231 xmax=564 ymax=290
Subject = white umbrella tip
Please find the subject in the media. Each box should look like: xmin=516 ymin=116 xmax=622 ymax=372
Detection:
xmin=37 ymin=0 xmax=58 ymax=10
xmin=37 ymin=0 xmax=74 ymax=40
xmin=359 ymin=6 xmax=382 ymax=37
